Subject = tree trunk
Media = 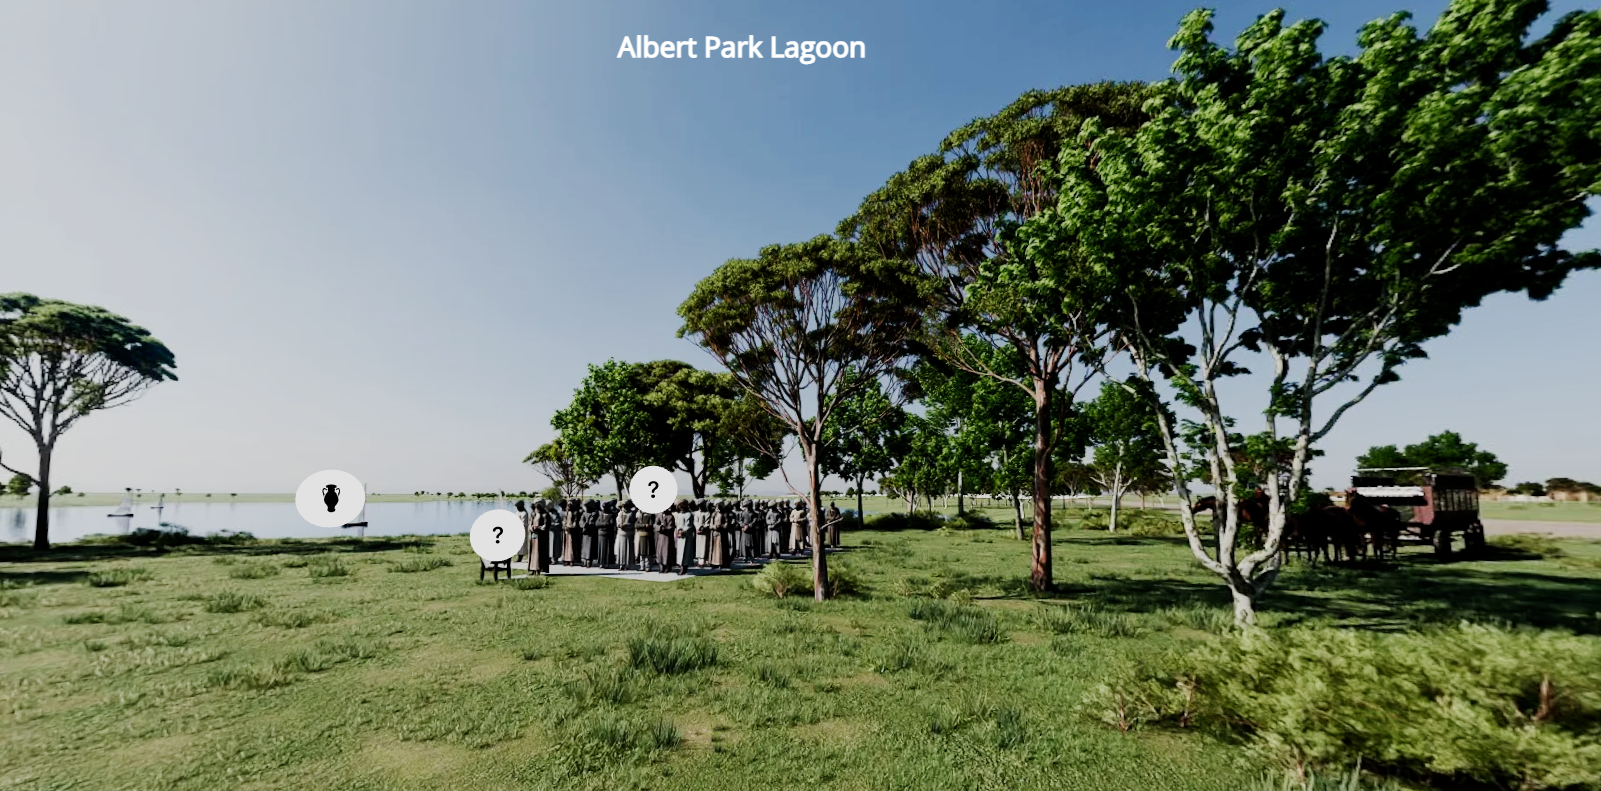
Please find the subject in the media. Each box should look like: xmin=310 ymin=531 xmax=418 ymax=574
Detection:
xmin=855 ymin=473 xmax=866 ymax=529
xmin=1012 ymin=494 xmax=1024 ymax=540
xmin=1229 ymin=579 xmax=1257 ymax=628
xmin=956 ymin=470 xmax=965 ymax=515
xmin=1029 ymin=380 xmax=1054 ymax=592
xmin=33 ymin=443 xmax=52 ymax=551
xmin=805 ymin=449 xmax=829 ymax=601
xmin=1109 ymin=463 xmax=1123 ymax=533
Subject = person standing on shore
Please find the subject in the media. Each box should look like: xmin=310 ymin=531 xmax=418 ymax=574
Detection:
xmin=788 ymin=499 xmax=806 ymax=556
xmin=635 ymin=502 xmax=654 ymax=571
xmin=827 ymin=501 xmax=842 ymax=548
xmin=614 ymin=500 xmax=635 ymax=570
xmin=674 ymin=499 xmax=693 ymax=575
xmin=764 ymin=501 xmax=782 ymax=559
xmin=562 ymin=498 xmax=581 ymax=565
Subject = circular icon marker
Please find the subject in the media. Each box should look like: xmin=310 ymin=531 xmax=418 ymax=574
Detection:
xmin=470 ymin=509 xmax=525 ymax=563
xmin=629 ymin=466 xmax=677 ymax=514
xmin=295 ymin=471 xmax=366 ymax=528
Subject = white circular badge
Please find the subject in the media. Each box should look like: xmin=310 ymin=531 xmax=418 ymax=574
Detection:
xmin=470 ymin=509 xmax=525 ymax=563
xmin=295 ymin=471 xmax=366 ymax=528
xmin=629 ymin=466 xmax=678 ymax=515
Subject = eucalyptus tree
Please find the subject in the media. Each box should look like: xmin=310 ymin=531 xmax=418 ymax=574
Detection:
xmin=1081 ymin=377 xmax=1167 ymax=532
xmin=1036 ymin=0 xmax=1601 ymax=625
xmin=679 ymin=235 xmax=925 ymax=600
xmin=636 ymin=361 xmax=747 ymax=498
xmin=0 ymin=294 xmax=176 ymax=550
xmin=817 ymin=368 xmax=908 ymax=523
xmin=522 ymin=438 xmax=593 ymax=499
xmin=550 ymin=360 xmax=664 ymax=499
xmin=842 ymin=82 xmax=1150 ymax=591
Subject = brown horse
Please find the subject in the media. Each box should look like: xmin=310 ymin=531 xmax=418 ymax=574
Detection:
xmin=1190 ymin=490 xmax=1275 ymax=551
xmin=1343 ymin=489 xmax=1401 ymax=561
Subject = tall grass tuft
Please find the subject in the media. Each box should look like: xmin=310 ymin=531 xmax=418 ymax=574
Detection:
xmin=390 ymin=556 xmax=452 ymax=573
xmin=751 ymin=561 xmax=809 ymax=598
xmin=509 ymin=575 xmax=550 ymax=590
xmin=202 ymin=590 xmax=266 ymax=614
xmin=907 ymin=599 xmax=1004 ymax=644
xmin=228 ymin=561 xmax=280 ymax=580
xmin=306 ymin=557 xmax=351 ymax=578
xmin=276 ymin=637 xmax=385 ymax=673
xmin=85 ymin=567 xmax=152 ymax=587
xmin=626 ymin=622 xmax=719 ymax=675
xmin=254 ymin=607 xmax=337 ymax=628
xmin=1036 ymin=604 xmax=1146 ymax=638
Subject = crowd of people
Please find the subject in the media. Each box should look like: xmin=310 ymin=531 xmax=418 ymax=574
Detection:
xmin=511 ymin=498 xmax=845 ymax=575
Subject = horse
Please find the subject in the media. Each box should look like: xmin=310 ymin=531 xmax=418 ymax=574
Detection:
xmin=1343 ymin=489 xmax=1401 ymax=561
xmin=1190 ymin=490 xmax=1275 ymax=551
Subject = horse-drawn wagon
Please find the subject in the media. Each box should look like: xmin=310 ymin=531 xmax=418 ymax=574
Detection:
xmin=1349 ymin=467 xmax=1486 ymax=556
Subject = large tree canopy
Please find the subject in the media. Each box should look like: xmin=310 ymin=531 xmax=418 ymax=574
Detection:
xmin=0 ymin=294 xmax=177 ymax=549
xmin=1033 ymin=0 xmax=1601 ymax=625
xmin=842 ymin=81 xmax=1151 ymax=591
xmin=1356 ymin=431 xmax=1508 ymax=487
xmin=679 ymin=235 xmax=925 ymax=600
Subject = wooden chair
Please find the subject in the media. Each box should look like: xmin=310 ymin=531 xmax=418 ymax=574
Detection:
xmin=480 ymin=558 xmax=513 ymax=581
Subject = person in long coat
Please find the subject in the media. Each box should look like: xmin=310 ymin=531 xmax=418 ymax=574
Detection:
xmin=694 ymin=500 xmax=712 ymax=568
xmin=764 ymin=501 xmax=783 ymax=559
xmin=653 ymin=502 xmax=676 ymax=573
xmin=788 ymin=500 xmax=807 ymax=556
xmin=562 ymin=498 xmax=581 ymax=565
xmin=614 ymin=500 xmax=635 ymax=570
xmin=635 ymin=504 xmax=654 ymax=571
xmin=827 ymin=501 xmax=843 ymax=548
xmin=708 ymin=501 xmax=726 ymax=568
xmin=673 ymin=499 xmax=694 ymax=574
xmin=716 ymin=501 xmax=734 ymax=568
xmin=741 ymin=500 xmax=759 ymax=560
xmin=600 ymin=500 xmax=618 ymax=568
xmin=532 ymin=500 xmax=552 ymax=573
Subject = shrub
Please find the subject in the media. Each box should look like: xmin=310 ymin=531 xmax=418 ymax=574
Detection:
xmin=228 ymin=562 xmax=279 ymax=580
xmin=1078 ymin=508 xmax=1186 ymax=536
xmin=279 ymin=556 xmax=311 ymax=568
xmin=825 ymin=560 xmax=864 ymax=598
xmin=568 ymin=666 xmax=644 ymax=706
xmin=908 ymin=599 xmax=1004 ymax=644
xmin=864 ymin=511 xmax=945 ymax=531
xmin=626 ymin=622 xmax=719 ymax=675
xmin=752 ymin=561 xmax=810 ymax=598
xmin=86 ymin=567 xmax=152 ymax=587
xmin=944 ymin=511 xmax=996 ymax=530
xmin=1089 ymin=623 xmax=1601 ymax=789
xmin=873 ymin=637 xmax=951 ymax=675
xmin=202 ymin=590 xmax=266 ymax=614
xmin=390 ymin=556 xmax=452 ymax=573
xmin=306 ymin=558 xmax=350 ymax=578
xmin=509 ymin=575 xmax=550 ymax=590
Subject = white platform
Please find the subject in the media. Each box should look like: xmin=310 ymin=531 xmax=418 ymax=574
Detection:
xmin=511 ymin=553 xmax=831 ymax=583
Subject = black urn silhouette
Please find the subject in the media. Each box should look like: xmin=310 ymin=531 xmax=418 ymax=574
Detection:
xmin=322 ymin=484 xmax=340 ymax=513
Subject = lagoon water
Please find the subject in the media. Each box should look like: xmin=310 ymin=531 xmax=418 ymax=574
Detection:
xmin=0 ymin=500 xmax=506 ymax=545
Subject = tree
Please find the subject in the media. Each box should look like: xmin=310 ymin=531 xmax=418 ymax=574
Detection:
xmin=1038 ymin=0 xmax=1601 ymax=625
xmin=1507 ymin=481 xmax=1546 ymax=496
xmin=0 ymin=294 xmax=176 ymax=549
xmin=1356 ymin=431 xmax=1508 ymax=487
xmin=636 ymin=361 xmax=747 ymax=498
xmin=522 ymin=438 xmax=592 ymax=499
xmin=818 ymin=368 xmax=908 ymax=523
xmin=844 ymin=82 xmax=1150 ymax=591
xmin=1081 ymin=378 xmax=1166 ymax=532
xmin=551 ymin=360 xmax=665 ymax=499
xmin=679 ymin=236 xmax=924 ymax=600
xmin=4 ymin=473 xmax=30 ymax=497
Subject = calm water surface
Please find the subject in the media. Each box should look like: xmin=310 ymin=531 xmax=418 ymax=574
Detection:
xmin=0 ymin=500 xmax=507 ymax=544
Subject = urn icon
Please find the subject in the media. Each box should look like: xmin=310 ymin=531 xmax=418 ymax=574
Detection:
xmin=322 ymin=484 xmax=340 ymax=513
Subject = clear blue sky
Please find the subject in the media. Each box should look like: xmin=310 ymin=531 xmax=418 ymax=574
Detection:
xmin=0 ymin=0 xmax=1596 ymax=495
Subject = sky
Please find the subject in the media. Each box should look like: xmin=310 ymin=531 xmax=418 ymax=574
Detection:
xmin=0 ymin=0 xmax=1597 ymax=497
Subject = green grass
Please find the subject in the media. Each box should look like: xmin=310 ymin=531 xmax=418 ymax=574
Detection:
xmin=3 ymin=512 xmax=1600 ymax=789
xmin=84 ymin=566 xmax=153 ymax=587
xmin=1481 ymin=500 xmax=1601 ymax=523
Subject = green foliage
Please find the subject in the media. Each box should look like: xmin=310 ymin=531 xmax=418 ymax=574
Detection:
xmin=4 ymin=473 xmax=31 ymax=497
xmin=1486 ymin=534 xmax=1567 ymax=559
xmin=305 ymin=557 xmax=350 ymax=578
xmin=227 ymin=561 xmax=279 ymax=580
xmin=275 ymin=637 xmax=385 ymax=673
xmin=1036 ymin=604 xmax=1148 ymax=639
xmin=550 ymin=360 xmax=665 ymax=497
xmin=908 ymin=599 xmax=1005 ymax=644
xmin=509 ymin=575 xmax=551 ymax=590
xmin=751 ymin=561 xmax=810 ymax=598
xmin=944 ymin=510 xmax=995 ymax=530
xmin=1357 ymin=431 xmax=1508 ymax=487
xmin=202 ymin=590 xmax=266 ymax=614
xmin=865 ymin=511 xmax=945 ymax=531
xmin=824 ymin=559 xmax=864 ymax=598
xmin=389 ymin=556 xmax=452 ymax=573
xmin=625 ymin=622 xmax=719 ymax=675
xmin=205 ymin=663 xmax=293 ymax=691
xmin=1091 ymin=623 xmax=1601 ymax=788
xmin=253 ymin=608 xmax=337 ymax=629
xmin=85 ymin=567 xmax=152 ymax=587
xmin=1077 ymin=509 xmax=1186 ymax=536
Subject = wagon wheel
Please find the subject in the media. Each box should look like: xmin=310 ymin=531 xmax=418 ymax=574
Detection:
xmin=1464 ymin=520 xmax=1486 ymax=552
xmin=1431 ymin=527 xmax=1452 ymax=557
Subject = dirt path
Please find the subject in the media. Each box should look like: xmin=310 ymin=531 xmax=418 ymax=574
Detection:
xmin=1482 ymin=519 xmax=1601 ymax=539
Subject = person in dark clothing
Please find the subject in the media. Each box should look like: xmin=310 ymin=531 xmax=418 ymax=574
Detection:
xmin=653 ymin=502 xmax=676 ymax=573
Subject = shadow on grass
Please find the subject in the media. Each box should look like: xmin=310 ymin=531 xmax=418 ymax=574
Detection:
xmin=0 ymin=536 xmax=441 ymax=566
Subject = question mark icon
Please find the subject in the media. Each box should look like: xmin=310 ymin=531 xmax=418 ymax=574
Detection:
xmin=493 ymin=526 xmax=503 ymax=543
xmin=648 ymin=481 xmax=659 ymax=499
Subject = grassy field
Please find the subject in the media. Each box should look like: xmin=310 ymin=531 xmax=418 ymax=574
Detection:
xmin=3 ymin=507 xmax=1601 ymax=790
xmin=1481 ymin=500 xmax=1601 ymax=523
